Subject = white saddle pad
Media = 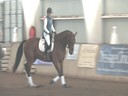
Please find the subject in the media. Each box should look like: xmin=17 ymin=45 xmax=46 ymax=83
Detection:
xmin=38 ymin=38 xmax=45 ymax=52
xmin=38 ymin=38 xmax=54 ymax=52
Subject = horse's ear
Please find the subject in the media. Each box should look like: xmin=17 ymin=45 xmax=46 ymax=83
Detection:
xmin=74 ymin=32 xmax=77 ymax=36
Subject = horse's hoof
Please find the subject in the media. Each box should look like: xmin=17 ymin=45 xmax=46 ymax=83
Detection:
xmin=62 ymin=84 xmax=71 ymax=88
xmin=49 ymin=80 xmax=54 ymax=84
xmin=35 ymin=84 xmax=43 ymax=88
xmin=28 ymin=84 xmax=42 ymax=88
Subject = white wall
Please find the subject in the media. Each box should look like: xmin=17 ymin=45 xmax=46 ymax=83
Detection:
xmin=82 ymin=0 xmax=102 ymax=44
xmin=22 ymin=0 xmax=103 ymax=43
xmin=22 ymin=0 xmax=40 ymax=39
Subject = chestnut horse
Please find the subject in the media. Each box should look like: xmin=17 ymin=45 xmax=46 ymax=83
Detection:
xmin=13 ymin=30 xmax=77 ymax=88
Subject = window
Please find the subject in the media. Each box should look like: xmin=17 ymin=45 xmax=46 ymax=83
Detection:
xmin=3 ymin=0 xmax=23 ymax=42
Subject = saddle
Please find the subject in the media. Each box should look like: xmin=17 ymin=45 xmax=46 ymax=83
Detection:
xmin=38 ymin=37 xmax=54 ymax=62
xmin=39 ymin=37 xmax=54 ymax=52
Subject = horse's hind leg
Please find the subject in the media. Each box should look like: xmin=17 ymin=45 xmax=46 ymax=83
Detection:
xmin=24 ymin=62 xmax=37 ymax=87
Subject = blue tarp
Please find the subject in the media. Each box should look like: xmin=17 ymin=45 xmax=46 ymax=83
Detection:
xmin=96 ymin=44 xmax=128 ymax=76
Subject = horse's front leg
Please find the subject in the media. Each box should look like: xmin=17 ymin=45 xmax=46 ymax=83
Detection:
xmin=59 ymin=62 xmax=71 ymax=88
xmin=24 ymin=62 xmax=38 ymax=87
xmin=49 ymin=75 xmax=60 ymax=84
xmin=51 ymin=61 xmax=71 ymax=88
xmin=49 ymin=62 xmax=60 ymax=84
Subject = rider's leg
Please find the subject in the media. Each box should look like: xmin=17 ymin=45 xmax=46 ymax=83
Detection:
xmin=43 ymin=33 xmax=50 ymax=53
xmin=44 ymin=42 xmax=48 ymax=53
xmin=49 ymin=34 xmax=52 ymax=51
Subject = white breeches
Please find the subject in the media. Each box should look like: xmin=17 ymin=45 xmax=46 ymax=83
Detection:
xmin=43 ymin=32 xmax=50 ymax=46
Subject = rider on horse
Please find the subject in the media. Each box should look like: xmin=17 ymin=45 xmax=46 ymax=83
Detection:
xmin=43 ymin=7 xmax=56 ymax=53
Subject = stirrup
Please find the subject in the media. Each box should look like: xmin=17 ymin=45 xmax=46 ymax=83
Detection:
xmin=44 ymin=50 xmax=48 ymax=54
xmin=47 ymin=50 xmax=51 ymax=53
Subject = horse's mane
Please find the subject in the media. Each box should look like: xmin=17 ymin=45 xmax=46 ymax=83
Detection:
xmin=55 ymin=30 xmax=73 ymax=40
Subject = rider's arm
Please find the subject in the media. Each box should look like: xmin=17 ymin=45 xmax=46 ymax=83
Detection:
xmin=51 ymin=24 xmax=55 ymax=32
xmin=44 ymin=18 xmax=49 ymax=34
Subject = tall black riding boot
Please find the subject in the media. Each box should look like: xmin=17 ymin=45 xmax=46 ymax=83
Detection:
xmin=47 ymin=46 xmax=51 ymax=53
xmin=45 ymin=44 xmax=48 ymax=54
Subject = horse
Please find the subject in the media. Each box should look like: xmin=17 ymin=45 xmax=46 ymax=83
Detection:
xmin=12 ymin=30 xmax=77 ymax=88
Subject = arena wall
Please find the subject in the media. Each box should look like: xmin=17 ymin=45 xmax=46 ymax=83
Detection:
xmin=7 ymin=43 xmax=128 ymax=83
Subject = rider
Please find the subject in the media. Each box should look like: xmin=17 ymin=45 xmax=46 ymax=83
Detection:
xmin=43 ymin=7 xmax=56 ymax=53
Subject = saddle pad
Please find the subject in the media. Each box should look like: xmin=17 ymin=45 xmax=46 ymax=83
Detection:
xmin=38 ymin=38 xmax=54 ymax=52
xmin=39 ymin=38 xmax=45 ymax=52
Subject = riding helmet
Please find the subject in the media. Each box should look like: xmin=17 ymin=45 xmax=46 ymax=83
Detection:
xmin=47 ymin=7 xmax=53 ymax=13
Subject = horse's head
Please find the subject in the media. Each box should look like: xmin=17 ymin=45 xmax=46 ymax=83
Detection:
xmin=67 ymin=32 xmax=77 ymax=55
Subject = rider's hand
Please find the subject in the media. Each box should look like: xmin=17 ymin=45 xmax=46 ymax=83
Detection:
xmin=49 ymin=32 xmax=52 ymax=35
xmin=53 ymin=31 xmax=56 ymax=35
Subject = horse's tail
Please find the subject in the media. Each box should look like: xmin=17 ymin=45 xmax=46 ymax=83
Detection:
xmin=12 ymin=40 xmax=26 ymax=73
